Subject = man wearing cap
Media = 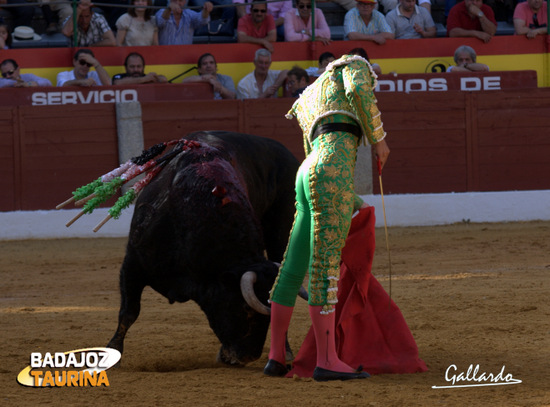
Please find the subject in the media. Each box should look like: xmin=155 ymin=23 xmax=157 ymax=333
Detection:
xmin=61 ymin=0 xmax=116 ymax=46
xmin=56 ymin=48 xmax=111 ymax=87
xmin=343 ymin=0 xmax=394 ymax=44
xmin=0 ymin=59 xmax=52 ymax=88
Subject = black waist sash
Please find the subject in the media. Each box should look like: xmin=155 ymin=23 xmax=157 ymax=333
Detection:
xmin=312 ymin=122 xmax=362 ymax=141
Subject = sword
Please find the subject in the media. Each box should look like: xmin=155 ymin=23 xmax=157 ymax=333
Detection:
xmin=377 ymin=156 xmax=392 ymax=307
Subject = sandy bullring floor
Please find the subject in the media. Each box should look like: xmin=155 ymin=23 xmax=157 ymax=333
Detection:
xmin=1 ymin=221 xmax=549 ymax=406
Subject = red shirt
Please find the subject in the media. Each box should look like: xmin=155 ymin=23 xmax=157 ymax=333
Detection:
xmin=237 ymin=14 xmax=276 ymax=38
xmin=446 ymin=1 xmax=497 ymax=35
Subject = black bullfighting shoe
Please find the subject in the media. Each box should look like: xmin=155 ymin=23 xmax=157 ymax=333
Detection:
xmin=313 ymin=366 xmax=371 ymax=382
xmin=263 ymin=359 xmax=290 ymax=377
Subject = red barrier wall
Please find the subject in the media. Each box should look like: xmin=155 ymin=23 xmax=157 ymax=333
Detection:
xmin=2 ymin=86 xmax=550 ymax=212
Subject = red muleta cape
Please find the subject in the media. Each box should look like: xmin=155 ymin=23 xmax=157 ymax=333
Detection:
xmin=287 ymin=206 xmax=428 ymax=377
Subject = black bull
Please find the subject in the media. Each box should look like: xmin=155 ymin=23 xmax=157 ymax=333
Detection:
xmin=107 ymin=131 xmax=300 ymax=365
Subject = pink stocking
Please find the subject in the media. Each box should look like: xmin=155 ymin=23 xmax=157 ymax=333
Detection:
xmin=309 ymin=305 xmax=355 ymax=373
xmin=268 ymin=302 xmax=294 ymax=364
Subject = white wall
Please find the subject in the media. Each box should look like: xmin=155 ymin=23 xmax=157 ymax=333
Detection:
xmin=1 ymin=190 xmax=549 ymax=240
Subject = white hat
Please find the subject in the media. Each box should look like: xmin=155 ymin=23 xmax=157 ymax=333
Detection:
xmin=12 ymin=26 xmax=42 ymax=41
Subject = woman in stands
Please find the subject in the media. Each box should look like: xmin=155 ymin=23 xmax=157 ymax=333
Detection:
xmin=0 ymin=23 xmax=13 ymax=49
xmin=116 ymin=0 xmax=159 ymax=46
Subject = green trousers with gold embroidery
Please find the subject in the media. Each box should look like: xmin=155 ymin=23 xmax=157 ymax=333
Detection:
xmin=270 ymin=128 xmax=359 ymax=314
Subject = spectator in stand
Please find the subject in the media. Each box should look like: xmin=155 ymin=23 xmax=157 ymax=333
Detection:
xmin=0 ymin=59 xmax=52 ymax=87
xmin=0 ymin=22 xmax=12 ymax=49
xmin=284 ymin=0 xmax=331 ymax=45
xmin=513 ymin=0 xmax=547 ymax=39
xmin=40 ymin=0 xmax=73 ymax=34
xmin=385 ymin=0 xmax=436 ymax=38
xmin=116 ymin=0 xmax=158 ymax=46
xmin=0 ymin=0 xmax=34 ymax=29
xmin=344 ymin=0 xmax=394 ymax=43
xmin=61 ymin=0 xmax=116 ymax=46
xmin=237 ymin=48 xmax=288 ymax=99
xmin=112 ymin=52 xmax=167 ymax=85
xmin=447 ymin=44 xmax=489 ymax=72
xmin=234 ymin=0 xmax=292 ymax=41
xmin=237 ymin=2 xmax=276 ymax=53
xmin=349 ymin=46 xmax=382 ymax=74
xmin=155 ymin=0 xmax=213 ymax=45
xmin=379 ymin=0 xmax=432 ymax=14
xmin=446 ymin=0 xmax=497 ymax=43
xmin=286 ymin=66 xmax=309 ymax=97
xmin=306 ymin=51 xmax=335 ymax=77
xmin=181 ymin=52 xmax=236 ymax=99
xmin=57 ymin=48 xmax=111 ymax=87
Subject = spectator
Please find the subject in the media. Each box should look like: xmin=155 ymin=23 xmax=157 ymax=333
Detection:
xmin=40 ymin=0 xmax=73 ymax=34
xmin=446 ymin=0 xmax=497 ymax=43
xmin=0 ymin=22 xmax=12 ymax=49
xmin=112 ymin=52 xmax=167 ymax=85
xmin=385 ymin=0 xmax=436 ymax=39
xmin=0 ymin=58 xmax=52 ymax=87
xmin=193 ymin=0 xmax=236 ymax=38
xmin=116 ymin=0 xmax=158 ymax=46
xmin=284 ymin=0 xmax=331 ymax=45
xmin=349 ymin=46 xmax=382 ymax=74
xmin=57 ymin=48 xmax=111 ymax=87
xmin=181 ymin=53 xmax=236 ymax=99
xmin=237 ymin=2 xmax=276 ymax=53
xmin=155 ymin=0 xmax=213 ymax=45
xmin=61 ymin=0 xmax=116 ymax=46
xmin=513 ymin=0 xmax=547 ymax=39
xmin=237 ymin=48 xmax=288 ymax=99
xmin=447 ymin=44 xmax=489 ymax=72
xmin=306 ymin=51 xmax=335 ymax=77
xmin=286 ymin=66 xmax=309 ymax=97
xmin=0 ymin=0 xmax=34 ymax=29
xmin=379 ymin=0 xmax=432 ymax=14
xmin=344 ymin=0 xmax=394 ymax=43
xmin=234 ymin=0 xmax=292 ymax=41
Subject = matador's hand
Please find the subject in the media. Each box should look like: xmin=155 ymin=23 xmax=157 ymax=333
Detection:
xmin=373 ymin=139 xmax=390 ymax=170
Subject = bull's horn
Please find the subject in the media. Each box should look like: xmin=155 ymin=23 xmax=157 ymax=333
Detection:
xmin=298 ymin=286 xmax=309 ymax=301
xmin=240 ymin=271 xmax=271 ymax=315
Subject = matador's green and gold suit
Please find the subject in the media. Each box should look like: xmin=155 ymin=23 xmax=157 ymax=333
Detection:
xmin=270 ymin=55 xmax=386 ymax=314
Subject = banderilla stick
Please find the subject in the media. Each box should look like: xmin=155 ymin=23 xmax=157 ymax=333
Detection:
xmin=377 ymin=156 xmax=392 ymax=308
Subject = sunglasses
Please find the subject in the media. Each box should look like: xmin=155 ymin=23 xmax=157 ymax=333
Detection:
xmin=298 ymin=4 xmax=312 ymax=9
xmin=78 ymin=60 xmax=93 ymax=67
xmin=1 ymin=70 xmax=15 ymax=78
xmin=252 ymin=8 xmax=267 ymax=13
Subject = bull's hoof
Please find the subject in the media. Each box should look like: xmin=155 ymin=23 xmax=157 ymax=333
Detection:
xmin=263 ymin=359 xmax=289 ymax=377
xmin=312 ymin=366 xmax=371 ymax=382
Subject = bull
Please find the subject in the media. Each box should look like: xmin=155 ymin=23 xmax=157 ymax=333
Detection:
xmin=107 ymin=131 xmax=300 ymax=366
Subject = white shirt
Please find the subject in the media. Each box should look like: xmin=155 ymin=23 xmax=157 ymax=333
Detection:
xmin=237 ymin=70 xmax=282 ymax=99
xmin=56 ymin=70 xmax=102 ymax=86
